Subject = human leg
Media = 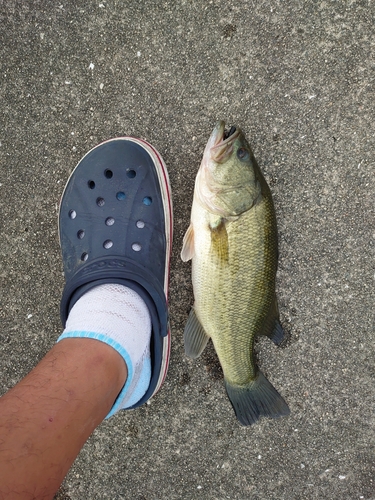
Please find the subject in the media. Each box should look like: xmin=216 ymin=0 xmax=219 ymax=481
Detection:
xmin=0 ymin=338 xmax=126 ymax=499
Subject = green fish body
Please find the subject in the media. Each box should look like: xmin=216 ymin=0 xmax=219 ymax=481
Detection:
xmin=181 ymin=121 xmax=290 ymax=426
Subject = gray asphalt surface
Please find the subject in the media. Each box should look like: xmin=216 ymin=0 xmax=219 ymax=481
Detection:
xmin=1 ymin=1 xmax=374 ymax=499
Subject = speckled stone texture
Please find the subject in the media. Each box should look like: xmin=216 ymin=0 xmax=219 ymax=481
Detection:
xmin=0 ymin=1 xmax=374 ymax=499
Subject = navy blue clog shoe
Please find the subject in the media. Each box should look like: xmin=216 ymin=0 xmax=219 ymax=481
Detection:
xmin=59 ymin=137 xmax=173 ymax=408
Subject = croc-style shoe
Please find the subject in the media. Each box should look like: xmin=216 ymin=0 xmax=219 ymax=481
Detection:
xmin=59 ymin=137 xmax=173 ymax=409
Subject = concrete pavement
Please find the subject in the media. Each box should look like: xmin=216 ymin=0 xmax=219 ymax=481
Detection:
xmin=1 ymin=1 xmax=374 ymax=498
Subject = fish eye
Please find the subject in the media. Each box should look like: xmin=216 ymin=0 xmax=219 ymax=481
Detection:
xmin=237 ymin=148 xmax=250 ymax=161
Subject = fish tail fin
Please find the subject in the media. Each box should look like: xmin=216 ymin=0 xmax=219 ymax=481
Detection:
xmin=225 ymin=371 xmax=290 ymax=426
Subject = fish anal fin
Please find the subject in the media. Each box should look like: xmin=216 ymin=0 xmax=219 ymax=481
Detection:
xmin=181 ymin=223 xmax=195 ymax=262
xmin=225 ymin=371 xmax=290 ymax=426
xmin=184 ymin=308 xmax=210 ymax=358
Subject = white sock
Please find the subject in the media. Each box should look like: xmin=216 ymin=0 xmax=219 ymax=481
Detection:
xmin=57 ymin=284 xmax=151 ymax=416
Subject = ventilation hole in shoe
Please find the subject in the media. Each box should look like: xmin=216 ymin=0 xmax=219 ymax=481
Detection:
xmin=88 ymin=180 xmax=95 ymax=189
xmin=103 ymin=239 xmax=113 ymax=249
xmin=132 ymin=243 xmax=142 ymax=252
xmin=136 ymin=220 xmax=145 ymax=229
xmin=127 ymin=169 xmax=136 ymax=178
xmin=143 ymin=196 xmax=152 ymax=206
xmin=116 ymin=191 xmax=126 ymax=201
xmin=77 ymin=229 xmax=85 ymax=239
xmin=105 ymin=217 xmax=115 ymax=226
xmin=105 ymin=169 xmax=113 ymax=179
xmin=96 ymin=197 xmax=105 ymax=207
xmin=81 ymin=252 xmax=88 ymax=261
xmin=69 ymin=210 xmax=77 ymax=219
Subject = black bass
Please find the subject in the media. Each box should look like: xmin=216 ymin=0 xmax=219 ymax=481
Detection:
xmin=181 ymin=121 xmax=290 ymax=426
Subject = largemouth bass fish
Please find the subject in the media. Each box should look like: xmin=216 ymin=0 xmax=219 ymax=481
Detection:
xmin=181 ymin=121 xmax=290 ymax=426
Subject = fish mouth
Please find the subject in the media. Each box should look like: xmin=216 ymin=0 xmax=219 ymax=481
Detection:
xmin=209 ymin=121 xmax=241 ymax=163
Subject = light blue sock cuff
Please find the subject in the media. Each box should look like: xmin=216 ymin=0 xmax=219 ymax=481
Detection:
xmin=57 ymin=331 xmax=133 ymax=419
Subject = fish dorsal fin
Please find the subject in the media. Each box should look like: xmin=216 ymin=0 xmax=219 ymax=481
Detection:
xmin=181 ymin=223 xmax=195 ymax=262
xmin=261 ymin=296 xmax=286 ymax=345
xmin=268 ymin=319 xmax=286 ymax=345
xmin=184 ymin=307 xmax=210 ymax=358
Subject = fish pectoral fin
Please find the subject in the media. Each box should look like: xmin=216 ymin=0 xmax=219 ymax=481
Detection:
xmin=184 ymin=307 xmax=210 ymax=358
xmin=209 ymin=218 xmax=229 ymax=263
xmin=181 ymin=223 xmax=195 ymax=262
xmin=225 ymin=372 xmax=290 ymax=426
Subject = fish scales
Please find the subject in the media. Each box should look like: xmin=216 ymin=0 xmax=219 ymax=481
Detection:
xmin=193 ymin=192 xmax=277 ymax=383
xmin=181 ymin=121 xmax=290 ymax=426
